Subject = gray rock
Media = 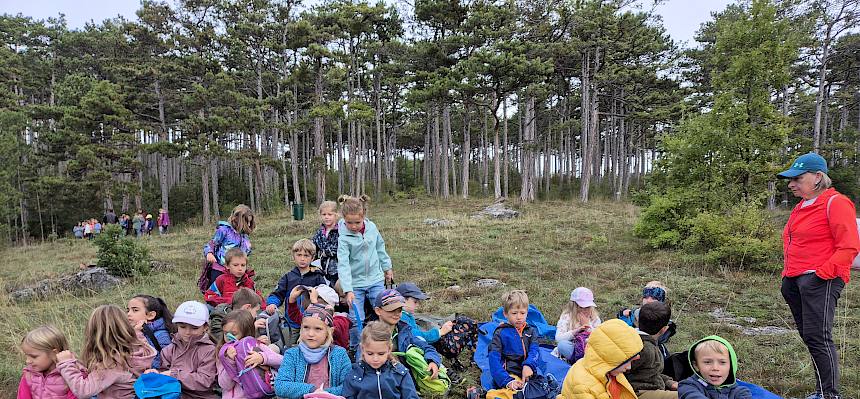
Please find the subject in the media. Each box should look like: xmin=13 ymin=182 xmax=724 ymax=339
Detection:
xmin=740 ymin=326 xmax=794 ymax=336
xmin=424 ymin=218 xmax=455 ymax=227
xmin=709 ymin=307 xmax=793 ymax=336
xmin=476 ymin=278 xmax=504 ymax=288
xmin=472 ymin=198 xmax=520 ymax=219
xmin=9 ymin=267 xmax=123 ymax=303
xmin=149 ymin=260 xmax=175 ymax=272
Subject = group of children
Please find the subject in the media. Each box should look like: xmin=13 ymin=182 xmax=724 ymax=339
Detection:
xmin=119 ymin=208 xmax=171 ymax=238
xmin=72 ymin=219 xmax=102 ymax=239
xmin=21 ymin=197 xmax=752 ymax=399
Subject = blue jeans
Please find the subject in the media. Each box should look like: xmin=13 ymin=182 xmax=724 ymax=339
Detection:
xmin=557 ymin=339 xmax=574 ymax=360
xmin=349 ymin=282 xmax=385 ymax=350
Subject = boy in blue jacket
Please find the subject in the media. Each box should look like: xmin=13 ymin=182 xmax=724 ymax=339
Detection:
xmin=360 ymin=289 xmax=443 ymax=379
xmin=265 ymin=239 xmax=327 ymax=347
xmin=488 ymin=290 xmax=542 ymax=393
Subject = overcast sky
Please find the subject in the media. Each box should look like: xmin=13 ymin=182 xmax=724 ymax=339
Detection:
xmin=1 ymin=0 xmax=736 ymax=47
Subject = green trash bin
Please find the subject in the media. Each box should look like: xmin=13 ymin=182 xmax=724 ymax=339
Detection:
xmin=292 ymin=203 xmax=304 ymax=221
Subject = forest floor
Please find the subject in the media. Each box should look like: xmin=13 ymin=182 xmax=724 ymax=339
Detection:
xmin=0 ymin=198 xmax=858 ymax=398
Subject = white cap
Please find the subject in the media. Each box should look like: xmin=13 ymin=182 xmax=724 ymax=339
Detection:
xmin=315 ymin=284 xmax=339 ymax=307
xmin=173 ymin=301 xmax=209 ymax=326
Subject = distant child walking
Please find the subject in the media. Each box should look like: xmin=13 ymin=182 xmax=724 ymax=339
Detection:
xmin=200 ymin=204 xmax=255 ymax=293
xmin=55 ymin=305 xmax=156 ymax=399
xmin=17 ymin=325 xmax=77 ymax=399
xmin=336 ymin=195 xmax=393 ymax=349
xmin=157 ymin=208 xmax=170 ymax=235
xmin=311 ymin=201 xmax=340 ymax=285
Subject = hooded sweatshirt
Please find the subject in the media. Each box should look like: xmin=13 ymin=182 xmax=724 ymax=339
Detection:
xmin=678 ymin=336 xmax=751 ymax=399
xmin=336 ymin=218 xmax=392 ymax=293
xmin=203 ymin=222 xmax=252 ymax=271
xmin=160 ymin=333 xmax=218 ymax=399
xmin=558 ymin=319 xmax=643 ymax=399
xmin=57 ymin=339 xmax=155 ymax=399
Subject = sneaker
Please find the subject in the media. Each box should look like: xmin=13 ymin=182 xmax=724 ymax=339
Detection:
xmin=466 ymin=386 xmax=481 ymax=399
xmin=804 ymin=393 xmax=823 ymax=399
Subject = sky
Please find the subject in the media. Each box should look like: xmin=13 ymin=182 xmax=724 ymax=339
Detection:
xmin=1 ymin=0 xmax=736 ymax=47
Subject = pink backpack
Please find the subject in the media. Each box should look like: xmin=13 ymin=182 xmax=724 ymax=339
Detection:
xmin=219 ymin=337 xmax=275 ymax=398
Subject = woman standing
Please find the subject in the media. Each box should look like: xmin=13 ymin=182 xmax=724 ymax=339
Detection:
xmin=779 ymin=152 xmax=859 ymax=399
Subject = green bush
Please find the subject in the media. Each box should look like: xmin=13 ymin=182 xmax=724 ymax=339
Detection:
xmin=683 ymin=206 xmax=781 ymax=270
xmin=633 ymin=190 xmax=701 ymax=249
xmin=93 ymin=224 xmax=150 ymax=277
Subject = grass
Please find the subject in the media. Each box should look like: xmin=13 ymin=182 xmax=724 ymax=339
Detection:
xmin=1 ymin=198 xmax=858 ymax=398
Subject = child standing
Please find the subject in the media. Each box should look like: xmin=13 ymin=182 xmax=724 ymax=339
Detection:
xmin=336 ymin=195 xmax=393 ymax=349
xmin=126 ymin=295 xmax=174 ymax=369
xmin=627 ymin=302 xmax=678 ymax=399
xmin=144 ymin=214 xmax=154 ymax=236
xmin=266 ymin=239 xmax=327 ymax=347
xmin=201 ymin=205 xmax=255 ymax=292
xmin=487 ymin=290 xmax=543 ymax=396
xmin=217 ymin=310 xmax=283 ymax=399
xmin=17 ymin=325 xmax=77 ymax=399
xmin=274 ymin=304 xmax=352 ymax=398
xmin=204 ymin=248 xmax=262 ymax=306
xmin=83 ymin=221 xmax=92 ymax=240
xmin=554 ymin=287 xmax=602 ymax=364
xmin=157 ymin=208 xmax=170 ymax=235
xmin=342 ymin=321 xmax=419 ymax=399
xmin=558 ymin=319 xmax=643 ymax=399
xmin=132 ymin=212 xmax=144 ymax=238
xmin=312 ymin=201 xmax=340 ymax=285
xmin=150 ymin=301 xmax=217 ymax=399
xmin=73 ymin=223 xmax=84 ymax=239
xmin=678 ymin=336 xmax=750 ymax=399
xmin=56 ymin=305 xmax=156 ymax=399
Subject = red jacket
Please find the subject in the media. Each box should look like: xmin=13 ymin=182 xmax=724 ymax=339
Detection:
xmin=204 ymin=271 xmax=262 ymax=305
xmin=783 ymin=188 xmax=860 ymax=283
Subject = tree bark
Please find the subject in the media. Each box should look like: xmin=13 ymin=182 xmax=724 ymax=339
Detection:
xmin=441 ymin=105 xmax=451 ymax=199
xmin=462 ymin=103 xmax=471 ymax=198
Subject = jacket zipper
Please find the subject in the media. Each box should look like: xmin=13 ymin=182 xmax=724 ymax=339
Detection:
xmin=377 ymin=369 xmax=383 ymax=399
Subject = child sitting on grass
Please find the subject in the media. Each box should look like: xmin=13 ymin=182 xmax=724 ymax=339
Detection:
xmin=558 ymin=319 xmax=643 ymax=399
xmin=618 ymin=281 xmax=675 ymax=358
xmin=148 ymin=301 xmax=217 ymax=399
xmin=18 ymin=325 xmax=78 ymax=399
xmin=627 ymin=302 xmax=678 ymax=399
xmin=204 ymin=248 xmax=262 ymax=306
xmin=554 ymin=287 xmax=602 ymax=364
xmin=678 ymin=336 xmax=750 ymax=399
xmin=487 ymin=290 xmax=544 ymax=396
xmin=126 ymin=294 xmax=174 ymax=369
xmin=342 ymin=321 xmax=419 ymax=399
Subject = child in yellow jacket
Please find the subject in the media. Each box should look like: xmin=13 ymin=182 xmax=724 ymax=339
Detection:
xmin=558 ymin=319 xmax=643 ymax=399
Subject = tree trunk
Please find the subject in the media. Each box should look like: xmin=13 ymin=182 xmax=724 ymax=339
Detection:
xmin=493 ymin=95 xmax=502 ymax=199
xmin=462 ymin=103 xmax=471 ymax=199
xmin=155 ymin=79 xmax=170 ymax=212
xmin=520 ymin=96 xmax=536 ymax=202
xmin=579 ymin=48 xmax=593 ymax=202
xmin=314 ymin=59 xmax=326 ymax=205
xmin=441 ymin=105 xmax=451 ymax=199
xmin=503 ymin=99 xmax=509 ymax=198
xmin=813 ymin=22 xmax=834 ymax=152
xmin=433 ymin=106 xmax=441 ymax=197
xmin=211 ymin=157 xmax=220 ymax=219
xmin=201 ymin=157 xmax=211 ymax=224
xmin=289 ymin=113 xmax=302 ymax=204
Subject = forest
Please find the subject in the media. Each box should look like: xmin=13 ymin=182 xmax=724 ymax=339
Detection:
xmin=0 ymin=0 xmax=858 ymax=253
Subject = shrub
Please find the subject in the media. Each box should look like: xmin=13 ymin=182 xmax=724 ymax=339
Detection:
xmin=682 ymin=205 xmax=781 ymax=271
xmin=93 ymin=224 xmax=150 ymax=277
xmin=633 ymin=190 xmax=701 ymax=249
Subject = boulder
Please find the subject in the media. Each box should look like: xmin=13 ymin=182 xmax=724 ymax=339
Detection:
xmin=10 ymin=267 xmax=122 ymax=303
xmin=472 ymin=197 xmax=520 ymax=219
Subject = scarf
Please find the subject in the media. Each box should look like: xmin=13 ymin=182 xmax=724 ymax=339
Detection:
xmin=299 ymin=342 xmax=329 ymax=364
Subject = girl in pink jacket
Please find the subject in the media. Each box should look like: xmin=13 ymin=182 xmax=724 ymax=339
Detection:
xmin=217 ymin=310 xmax=283 ymax=399
xmin=56 ymin=305 xmax=156 ymax=399
xmin=18 ymin=325 xmax=77 ymax=399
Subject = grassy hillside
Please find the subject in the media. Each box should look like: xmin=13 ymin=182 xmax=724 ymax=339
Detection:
xmin=1 ymin=198 xmax=858 ymax=398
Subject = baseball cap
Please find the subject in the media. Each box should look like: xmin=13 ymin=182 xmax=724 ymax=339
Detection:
xmin=777 ymin=152 xmax=828 ymax=178
xmin=314 ymin=284 xmax=339 ymax=307
xmin=172 ymin=301 xmax=209 ymax=326
xmin=570 ymin=287 xmax=596 ymax=308
xmin=395 ymin=282 xmax=429 ymax=300
xmin=374 ymin=289 xmax=405 ymax=311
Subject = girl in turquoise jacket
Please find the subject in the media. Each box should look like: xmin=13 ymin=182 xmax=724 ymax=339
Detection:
xmin=336 ymin=195 xmax=393 ymax=349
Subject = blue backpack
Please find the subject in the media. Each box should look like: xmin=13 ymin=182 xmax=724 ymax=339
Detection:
xmin=134 ymin=373 xmax=181 ymax=399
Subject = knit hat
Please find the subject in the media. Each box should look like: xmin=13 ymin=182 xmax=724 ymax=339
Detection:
xmin=314 ymin=285 xmax=339 ymax=307
xmin=303 ymin=303 xmax=334 ymax=327
xmin=173 ymin=301 xmax=209 ymax=326
xmin=374 ymin=289 xmax=405 ymax=311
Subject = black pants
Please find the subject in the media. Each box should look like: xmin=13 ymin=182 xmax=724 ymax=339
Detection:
xmin=781 ymin=274 xmax=844 ymax=398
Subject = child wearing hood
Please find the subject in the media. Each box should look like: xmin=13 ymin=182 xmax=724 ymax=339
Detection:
xmin=558 ymin=319 xmax=643 ymax=399
xmin=678 ymin=336 xmax=750 ymax=399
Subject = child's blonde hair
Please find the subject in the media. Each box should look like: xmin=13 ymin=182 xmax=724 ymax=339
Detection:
xmin=229 ymin=204 xmax=255 ymax=235
xmin=694 ymin=340 xmax=728 ymax=357
xmin=319 ymin=201 xmax=338 ymax=213
xmin=292 ymin=239 xmax=316 ymax=256
xmin=563 ymin=301 xmax=600 ymax=331
xmin=21 ymin=325 xmax=69 ymax=355
xmin=224 ymin=247 xmax=247 ymax=266
xmin=360 ymin=321 xmax=396 ymax=363
xmin=301 ymin=315 xmax=334 ymax=347
xmin=81 ymin=305 xmax=148 ymax=371
xmin=502 ymin=290 xmax=529 ymax=313
xmin=338 ymin=195 xmax=370 ymax=217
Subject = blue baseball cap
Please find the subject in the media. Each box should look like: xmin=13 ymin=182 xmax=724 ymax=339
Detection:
xmin=395 ymin=282 xmax=429 ymax=300
xmin=777 ymin=152 xmax=828 ymax=178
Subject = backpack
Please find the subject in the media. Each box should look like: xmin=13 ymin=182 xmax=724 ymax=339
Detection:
xmin=219 ymin=336 xmax=276 ymax=398
xmin=134 ymin=373 xmax=181 ymax=399
xmin=436 ymin=316 xmax=480 ymax=361
xmin=392 ymin=345 xmax=451 ymax=395
xmin=514 ymin=374 xmax=560 ymax=399
xmin=825 ymin=195 xmax=860 ymax=271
